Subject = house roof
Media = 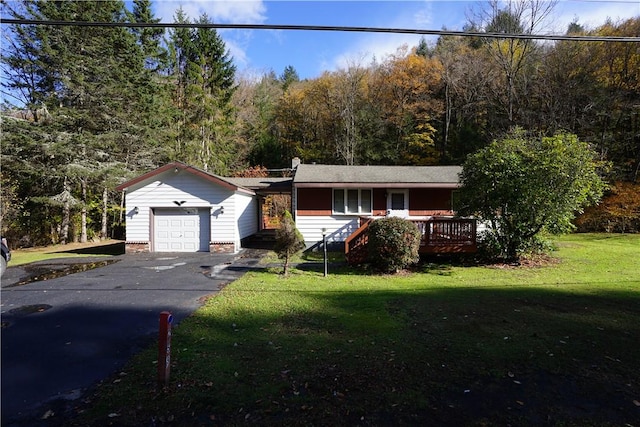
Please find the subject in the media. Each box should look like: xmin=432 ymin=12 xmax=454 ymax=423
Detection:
xmin=225 ymin=177 xmax=292 ymax=193
xmin=116 ymin=162 xmax=462 ymax=194
xmin=115 ymin=161 xmax=255 ymax=195
xmin=293 ymin=164 xmax=462 ymax=188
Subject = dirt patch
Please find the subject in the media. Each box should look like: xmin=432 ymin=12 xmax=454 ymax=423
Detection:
xmin=487 ymin=253 xmax=561 ymax=269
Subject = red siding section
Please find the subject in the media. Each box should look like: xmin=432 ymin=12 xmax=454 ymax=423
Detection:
xmin=297 ymin=188 xmax=332 ymax=216
xmin=372 ymin=188 xmax=387 ymax=216
xmin=296 ymin=187 xmax=455 ymax=216
xmin=409 ymin=188 xmax=452 ymax=210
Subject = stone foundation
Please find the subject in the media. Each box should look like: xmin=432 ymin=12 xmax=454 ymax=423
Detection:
xmin=210 ymin=242 xmax=235 ymax=253
xmin=125 ymin=242 xmax=150 ymax=253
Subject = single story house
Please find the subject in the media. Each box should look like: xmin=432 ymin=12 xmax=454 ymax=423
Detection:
xmin=116 ymin=160 xmax=474 ymax=255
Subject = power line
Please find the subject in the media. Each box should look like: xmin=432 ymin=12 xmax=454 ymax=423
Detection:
xmin=1 ymin=18 xmax=638 ymax=43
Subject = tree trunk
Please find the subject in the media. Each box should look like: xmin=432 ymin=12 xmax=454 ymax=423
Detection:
xmin=80 ymin=178 xmax=87 ymax=243
xmin=282 ymin=253 xmax=290 ymax=276
xmin=61 ymin=201 xmax=70 ymax=245
xmin=60 ymin=178 xmax=70 ymax=245
xmin=101 ymin=187 xmax=108 ymax=240
xmin=119 ymin=190 xmax=125 ymax=223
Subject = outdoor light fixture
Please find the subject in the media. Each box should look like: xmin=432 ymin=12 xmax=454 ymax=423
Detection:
xmin=322 ymin=228 xmax=328 ymax=277
xmin=133 ymin=206 xmax=139 ymax=214
xmin=220 ymin=206 xmax=225 ymax=214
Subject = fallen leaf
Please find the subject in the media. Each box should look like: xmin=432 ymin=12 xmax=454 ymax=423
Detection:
xmin=41 ymin=410 xmax=55 ymax=419
xmin=633 ymin=400 xmax=640 ymax=407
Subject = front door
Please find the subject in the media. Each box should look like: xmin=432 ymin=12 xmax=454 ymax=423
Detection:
xmin=387 ymin=190 xmax=409 ymax=217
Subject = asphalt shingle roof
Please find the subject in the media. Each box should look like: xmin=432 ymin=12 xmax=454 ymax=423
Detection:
xmin=226 ymin=177 xmax=292 ymax=192
xmin=292 ymin=164 xmax=462 ymax=185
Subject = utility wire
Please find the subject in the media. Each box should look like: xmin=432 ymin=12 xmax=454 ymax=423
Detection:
xmin=1 ymin=18 xmax=638 ymax=42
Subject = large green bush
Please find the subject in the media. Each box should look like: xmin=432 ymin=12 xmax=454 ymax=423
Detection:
xmin=367 ymin=217 xmax=421 ymax=273
xmin=457 ymin=129 xmax=605 ymax=261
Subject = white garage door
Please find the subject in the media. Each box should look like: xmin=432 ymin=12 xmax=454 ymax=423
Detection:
xmin=154 ymin=208 xmax=209 ymax=252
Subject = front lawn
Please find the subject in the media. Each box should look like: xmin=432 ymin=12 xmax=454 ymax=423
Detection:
xmin=76 ymin=234 xmax=640 ymax=426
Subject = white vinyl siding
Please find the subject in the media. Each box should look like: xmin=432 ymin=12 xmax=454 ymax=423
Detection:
xmin=237 ymin=192 xmax=258 ymax=240
xmin=296 ymin=215 xmax=360 ymax=247
xmin=125 ymin=171 xmax=243 ymax=251
xmin=332 ymin=188 xmax=372 ymax=215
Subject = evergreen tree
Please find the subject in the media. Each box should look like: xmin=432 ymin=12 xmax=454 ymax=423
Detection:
xmin=279 ymin=65 xmax=300 ymax=91
xmin=415 ymin=37 xmax=430 ymax=57
xmin=169 ymin=11 xmax=238 ymax=174
xmin=274 ymin=211 xmax=306 ymax=276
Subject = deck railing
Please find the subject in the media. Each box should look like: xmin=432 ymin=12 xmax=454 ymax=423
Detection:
xmin=345 ymin=217 xmax=477 ymax=264
xmin=344 ymin=217 xmax=373 ymax=265
xmin=414 ymin=218 xmax=477 ymax=253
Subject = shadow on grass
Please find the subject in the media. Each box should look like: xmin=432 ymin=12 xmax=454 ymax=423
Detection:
xmin=70 ymin=283 xmax=640 ymax=427
xmin=57 ymin=242 xmax=126 ymax=256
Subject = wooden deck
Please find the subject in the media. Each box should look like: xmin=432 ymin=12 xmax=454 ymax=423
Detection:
xmin=345 ymin=217 xmax=477 ymax=265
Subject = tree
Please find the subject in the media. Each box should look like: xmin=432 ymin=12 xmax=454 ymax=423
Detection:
xmin=274 ymin=210 xmax=305 ymax=276
xmin=234 ymin=71 xmax=285 ymax=168
xmin=473 ymin=0 xmax=556 ymax=124
xmin=370 ymin=47 xmax=444 ymax=165
xmin=279 ymin=65 xmax=300 ymax=91
xmin=169 ymin=11 xmax=238 ymax=174
xmin=457 ymin=129 xmax=606 ymax=261
xmin=1 ymin=0 xmax=171 ymax=245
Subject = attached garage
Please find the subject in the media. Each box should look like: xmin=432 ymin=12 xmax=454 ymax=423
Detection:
xmin=153 ymin=208 xmax=210 ymax=252
xmin=117 ymin=162 xmax=261 ymax=254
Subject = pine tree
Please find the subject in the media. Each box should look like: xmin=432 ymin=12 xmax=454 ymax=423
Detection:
xmin=169 ymin=11 xmax=238 ymax=174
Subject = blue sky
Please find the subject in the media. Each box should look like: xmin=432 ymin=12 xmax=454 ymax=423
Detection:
xmin=152 ymin=0 xmax=640 ymax=80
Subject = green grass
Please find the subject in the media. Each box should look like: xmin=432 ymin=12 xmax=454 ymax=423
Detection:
xmin=75 ymin=234 xmax=640 ymax=426
xmin=8 ymin=240 xmax=124 ymax=266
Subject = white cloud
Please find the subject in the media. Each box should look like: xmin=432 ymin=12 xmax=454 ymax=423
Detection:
xmin=153 ymin=0 xmax=266 ymax=23
xmin=322 ymin=1 xmax=430 ymax=73
xmin=327 ymin=32 xmax=424 ymax=73
xmin=414 ymin=1 xmax=434 ymax=27
xmin=554 ymin=2 xmax=639 ymax=31
xmin=206 ymin=0 xmax=267 ymax=23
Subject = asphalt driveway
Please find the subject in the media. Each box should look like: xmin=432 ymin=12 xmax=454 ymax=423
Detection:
xmin=1 ymin=249 xmax=265 ymax=426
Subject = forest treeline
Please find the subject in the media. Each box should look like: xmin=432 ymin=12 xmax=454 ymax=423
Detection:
xmin=1 ymin=0 xmax=639 ymax=246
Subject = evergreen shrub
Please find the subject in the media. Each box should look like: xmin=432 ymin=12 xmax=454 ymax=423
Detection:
xmin=367 ymin=217 xmax=421 ymax=273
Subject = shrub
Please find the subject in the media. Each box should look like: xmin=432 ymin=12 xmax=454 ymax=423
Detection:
xmin=367 ymin=217 xmax=421 ymax=273
xmin=274 ymin=210 xmax=306 ymax=276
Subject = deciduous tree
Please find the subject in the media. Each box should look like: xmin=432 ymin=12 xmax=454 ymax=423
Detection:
xmin=457 ymin=129 xmax=605 ymax=261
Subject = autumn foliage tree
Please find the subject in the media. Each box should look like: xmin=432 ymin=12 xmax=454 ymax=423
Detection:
xmin=576 ymin=182 xmax=640 ymax=233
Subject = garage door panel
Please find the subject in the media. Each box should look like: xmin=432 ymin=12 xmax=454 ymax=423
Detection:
xmin=153 ymin=208 xmax=209 ymax=252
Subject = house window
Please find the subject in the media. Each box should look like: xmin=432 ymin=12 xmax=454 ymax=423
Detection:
xmin=391 ymin=193 xmax=405 ymax=210
xmin=333 ymin=189 xmax=372 ymax=214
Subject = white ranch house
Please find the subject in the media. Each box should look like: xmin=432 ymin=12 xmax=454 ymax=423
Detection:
xmin=117 ymin=161 xmax=475 ymax=255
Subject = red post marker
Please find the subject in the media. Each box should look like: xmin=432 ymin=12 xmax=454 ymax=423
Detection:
xmin=158 ymin=311 xmax=173 ymax=387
